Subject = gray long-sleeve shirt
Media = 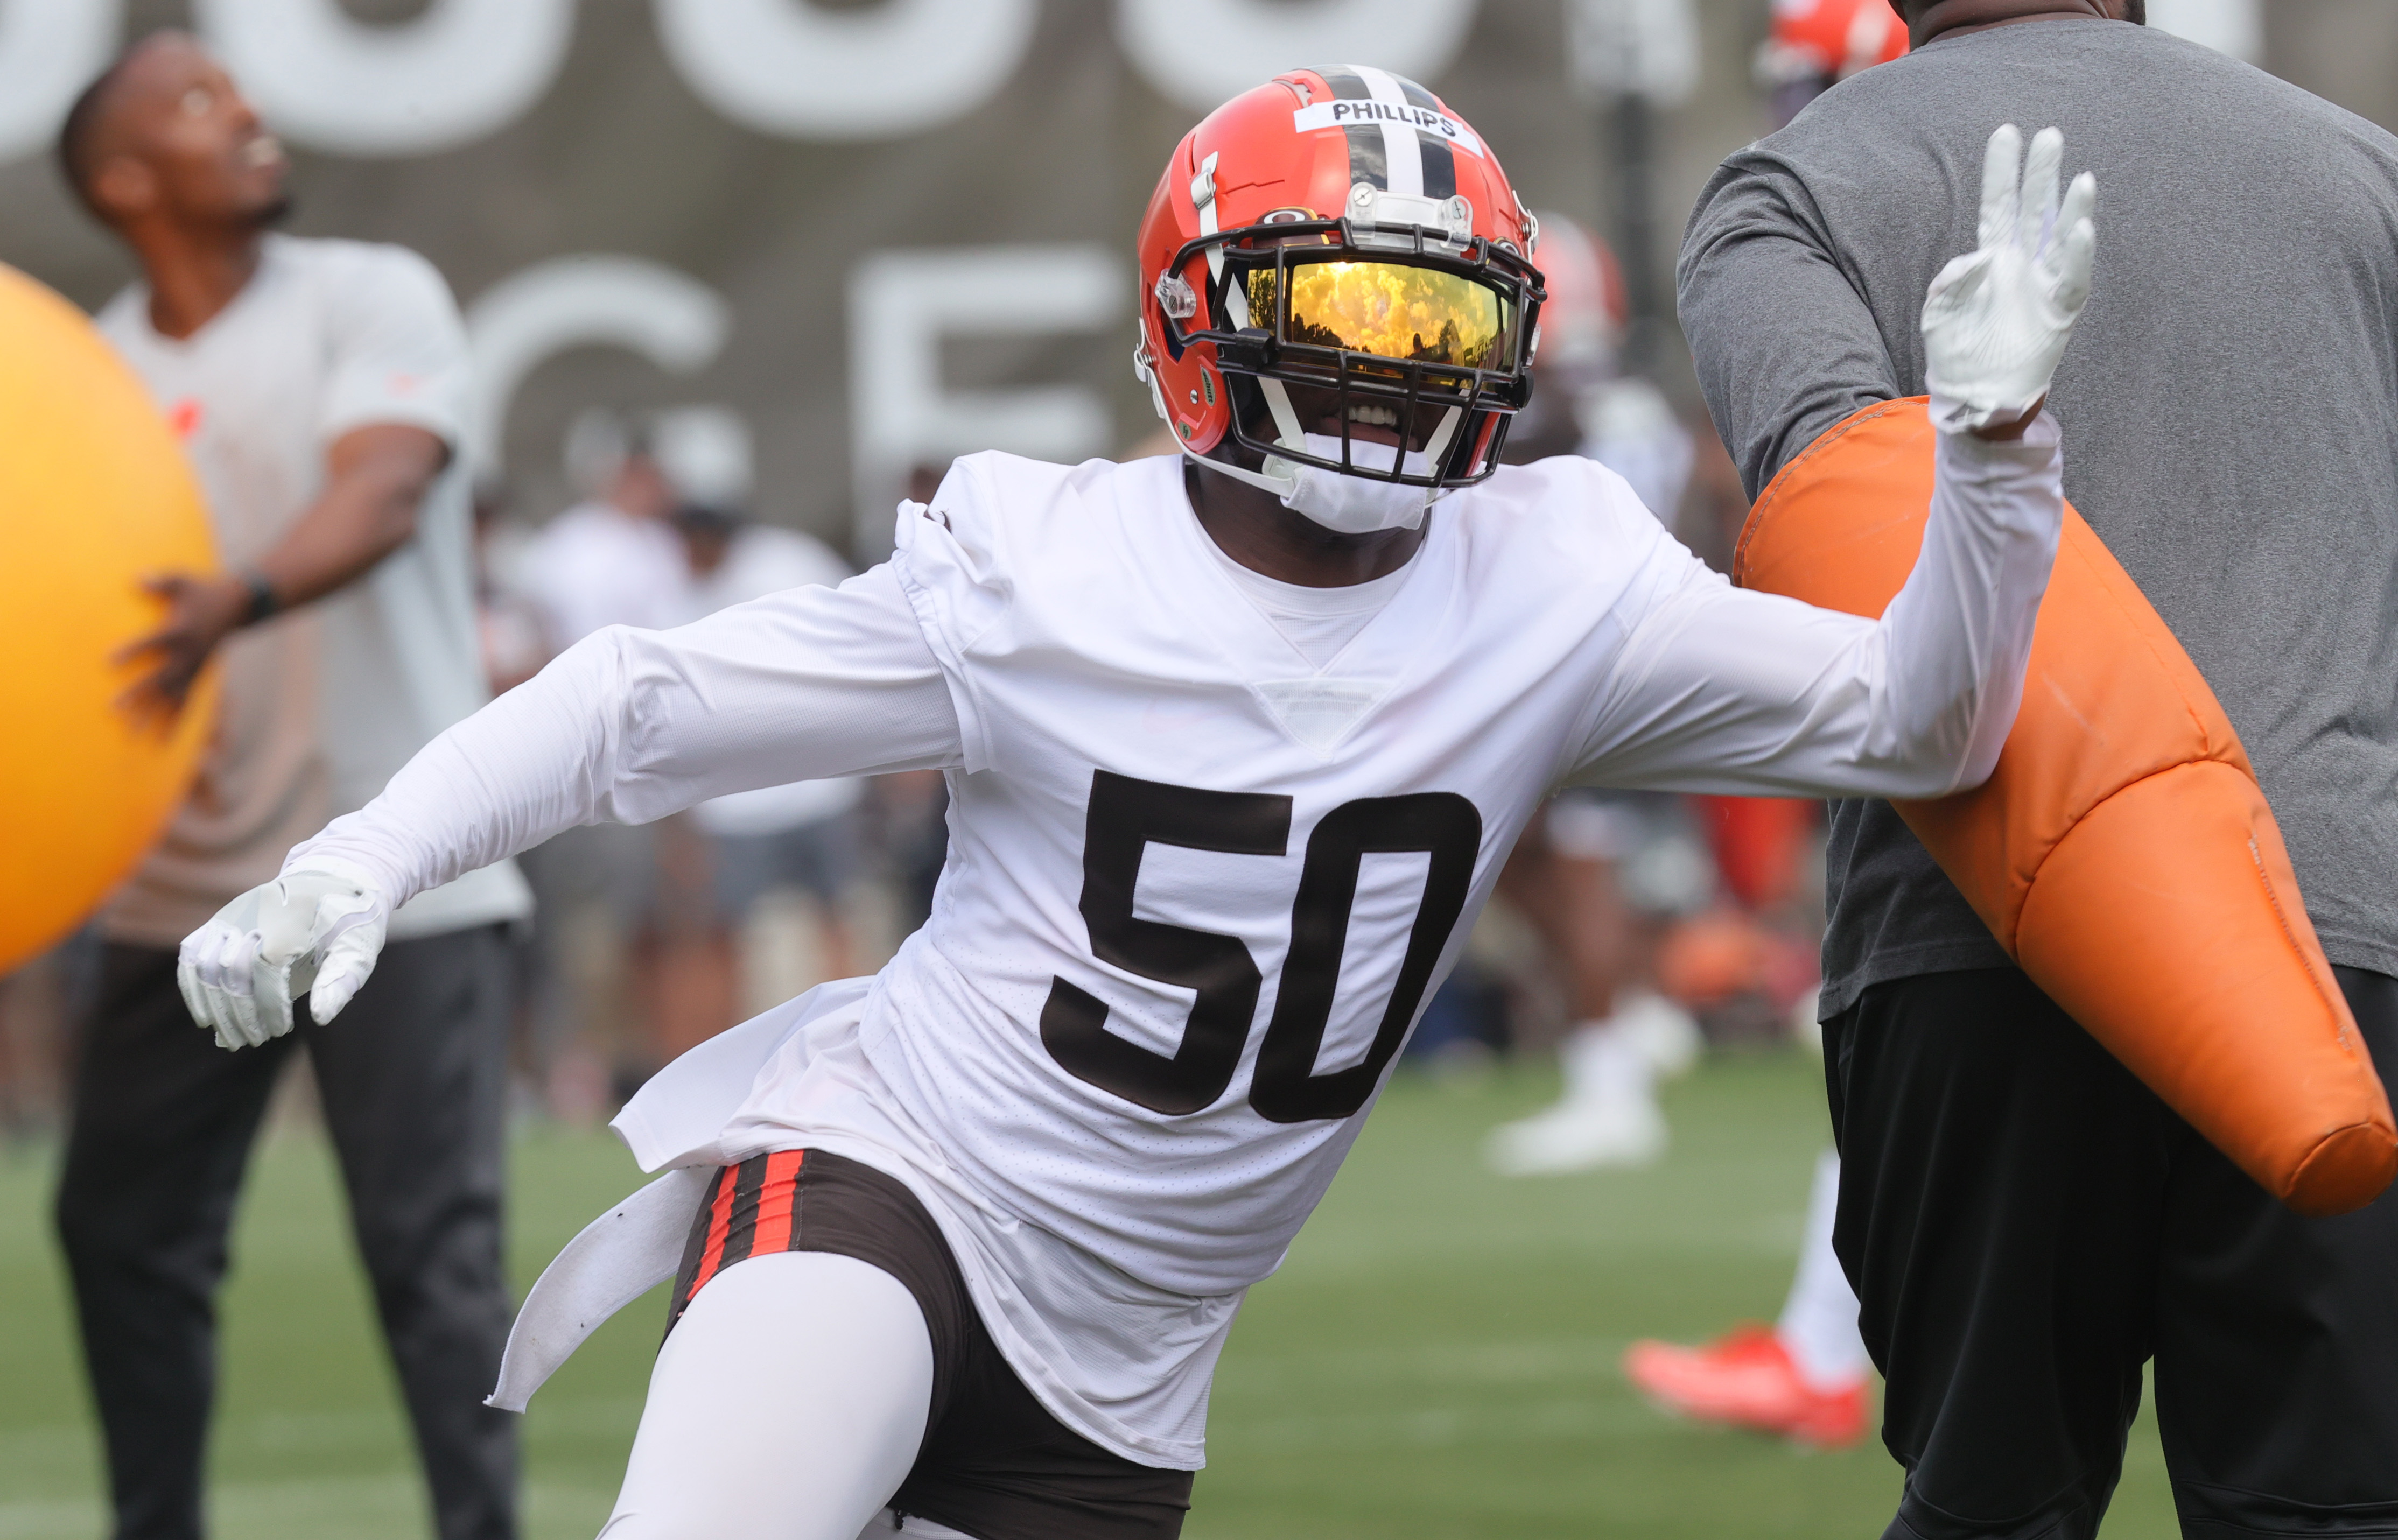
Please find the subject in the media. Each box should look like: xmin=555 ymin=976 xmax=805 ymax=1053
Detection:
xmin=1679 ymin=17 xmax=2398 ymax=1015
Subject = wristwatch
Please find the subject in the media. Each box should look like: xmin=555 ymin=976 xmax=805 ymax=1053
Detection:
xmin=239 ymin=568 xmax=279 ymax=625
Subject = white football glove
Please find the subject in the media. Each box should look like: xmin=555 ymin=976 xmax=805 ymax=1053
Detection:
xmin=177 ymin=862 xmax=390 ymax=1049
xmin=1922 ymin=123 xmax=2098 ymax=432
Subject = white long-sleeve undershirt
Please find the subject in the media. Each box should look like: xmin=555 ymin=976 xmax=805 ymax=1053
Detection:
xmin=289 ymin=414 xmax=2061 ymax=912
xmin=296 ymin=563 xmax=964 ymax=909
xmin=1568 ymin=411 xmax=2061 ymax=799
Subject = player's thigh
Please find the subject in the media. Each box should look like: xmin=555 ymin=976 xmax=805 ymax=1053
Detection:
xmin=2154 ymin=965 xmax=2398 ymax=1518
xmin=603 ymin=1251 xmax=935 ymax=1540
xmin=1825 ymin=968 xmax=2166 ymax=1527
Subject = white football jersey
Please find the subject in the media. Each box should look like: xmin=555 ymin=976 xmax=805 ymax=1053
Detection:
xmin=866 ymin=452 xmax=1705 ymax=1294
xmin=290 ymin=427 xmax=2061 ymax=1464
xmin=837 ymin=444 xmax=2055 ymax=1299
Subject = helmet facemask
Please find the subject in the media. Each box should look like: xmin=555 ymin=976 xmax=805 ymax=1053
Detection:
xmin=1156 ymin=199 xmax=1545 ymax=498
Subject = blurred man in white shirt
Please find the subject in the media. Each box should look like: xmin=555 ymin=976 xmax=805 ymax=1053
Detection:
xmin=514 ymin=407 xmax=690 ymax=652
xmin=51 ymin=35 xmax=528 ymax=1540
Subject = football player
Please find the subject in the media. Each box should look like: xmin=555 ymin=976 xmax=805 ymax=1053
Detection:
xmin=1481 ymin=210 xmax=1702 ymax=1175
xmin=177 ymin=69 xmax=2092 ymax=1540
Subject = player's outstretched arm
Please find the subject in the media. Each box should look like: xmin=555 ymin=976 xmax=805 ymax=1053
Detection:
xmin=1573 ymin=125 xmax=2093 ymax=800
xmin=178 ymin=567 xmax=965 ymax=1048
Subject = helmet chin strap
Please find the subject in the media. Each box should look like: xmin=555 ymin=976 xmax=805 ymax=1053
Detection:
xmin=1187 ymin=376 xmax=1464 ymax=494
xmin=1258 ymin=376 xmax=1309 ymax=454
xmin=1181 ymin=411 xmax=1468 ymax=538
xmin=1181 ymin=445 xmax=1301 ymax=501
xmin=1180 ymin=376 xmax=1474 ymax=541
xmin=1176 ymin=376 xmax=1313 ymax=500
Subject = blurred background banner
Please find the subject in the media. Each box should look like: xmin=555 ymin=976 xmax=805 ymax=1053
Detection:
xmin=1 ymin=0 xmax=2369 ymax=566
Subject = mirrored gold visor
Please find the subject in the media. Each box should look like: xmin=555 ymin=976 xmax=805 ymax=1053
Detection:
xmin=1245 ymin=261 xmax=1516 ymax=371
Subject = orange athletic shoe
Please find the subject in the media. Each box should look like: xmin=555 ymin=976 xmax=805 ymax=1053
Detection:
xmin=1623 ymin=1325 xmax=1870 ymax=1450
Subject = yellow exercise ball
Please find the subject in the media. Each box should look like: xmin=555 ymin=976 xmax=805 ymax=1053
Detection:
xmin=0 ymin=262 xmax=218 ymax=973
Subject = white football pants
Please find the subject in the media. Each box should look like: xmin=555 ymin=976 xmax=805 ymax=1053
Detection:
xmin=1776 ymin=1148 xmax=1873 ymax=1389
xmin=598 ymin=1250 xmax=966 ymax=1540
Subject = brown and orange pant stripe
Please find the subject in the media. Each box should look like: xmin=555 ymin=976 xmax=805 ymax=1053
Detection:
xmin=667 ymin=1149 xmax=809 ymax=1333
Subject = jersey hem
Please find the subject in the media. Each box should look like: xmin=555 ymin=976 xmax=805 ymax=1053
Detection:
xmin=1817 ymin=936 xmax=2013 ymax=1019
xmin=1819 ymin=922 xmax=2398 ymax=1021
xmin=2315 ymin=928 xmax=2398 ymax=988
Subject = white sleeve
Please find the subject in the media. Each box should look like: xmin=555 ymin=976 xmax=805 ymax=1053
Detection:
xmin=318 ymin=243 xmax=469 ymax=448
xmin=1569 ymin=412 xmax=2062 ymax=799
xmin=284 ymin=564 xmax=965 ymax=906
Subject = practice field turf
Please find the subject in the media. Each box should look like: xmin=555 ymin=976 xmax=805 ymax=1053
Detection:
xmin=0 ymin=1050 xmax=2178 ymax=1538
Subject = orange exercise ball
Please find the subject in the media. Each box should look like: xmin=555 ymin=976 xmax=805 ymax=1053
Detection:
xmin=0 ymin=263 xmax=218 ymax=974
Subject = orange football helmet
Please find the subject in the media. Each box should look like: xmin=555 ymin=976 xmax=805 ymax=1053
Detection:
xmin=1759 ymin=0 xmax=1908 ymax=87
xmin=1525 ymin=210 xmax=1628 ymax=381
xmin=1134 ymin=66 xmax=1545 ymax=492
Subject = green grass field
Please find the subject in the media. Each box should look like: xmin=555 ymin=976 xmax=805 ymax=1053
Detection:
xmin=0 ymin=1051 xmax=2178 ymax=1538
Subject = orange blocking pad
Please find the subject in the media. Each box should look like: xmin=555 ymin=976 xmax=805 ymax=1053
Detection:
xmin=1735 ymin=397 xmax=2395 ymax=1215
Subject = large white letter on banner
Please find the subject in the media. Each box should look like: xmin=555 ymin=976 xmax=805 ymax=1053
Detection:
xmin=0 ymin=0 xmax=117 ymax=165
xmin=193 ymin=0 xmax=573 ymax=157
xmin=1117 ymin=0 xmax=1476 ymax=115
xmin=462 ymin=256 xmax=730 ymax=480
xmin=654 ymin=0 xmax=1039 ymax=140
xmin=2148 ymin=0 xmax=2260 ymax=61
xmin=849 ymin=244 xmax=1124 ymax=558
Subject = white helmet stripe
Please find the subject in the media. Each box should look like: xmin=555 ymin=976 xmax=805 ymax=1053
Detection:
xmin=1420 ymin=405 xmax=1463 ymax=467
xmin=1350 ymin=65 xmax=1424 ymax=198
xmin=1258 ymin=377 xmax=1309 ymax=453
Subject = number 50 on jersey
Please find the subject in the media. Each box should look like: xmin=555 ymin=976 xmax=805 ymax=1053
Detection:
xmin=1042 ymin=770 xmax=1483 ymax=1122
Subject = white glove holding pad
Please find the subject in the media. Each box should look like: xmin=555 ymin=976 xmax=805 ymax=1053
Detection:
xmin=177 ymin=861 xmax=391 ymax=1049
xmin=1923 ymin=124 xmax=2097 ymax=433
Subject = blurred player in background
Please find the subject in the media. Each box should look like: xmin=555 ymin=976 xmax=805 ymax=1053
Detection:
xmin=50 ymin=34 xmax=530 ymax=1540
xmin=516 ymin=408 xmax=689 ymax=651
xmin=1616 ymin=0 xmax=1905 ymax=1446
xmin=1623 ymin=1148 xmax=1871 ymax=1446
xmin=1501 ymin=213 xmax=1694 ymax=522
xmin=668 ymin=424 xmax=868 ymax=1016
xmin=1755 ymin=0 xmax=1909 ymax=128
xmin=1484 ymin=213 xmax=1702 ymax=1172
xmin=503 ymin=410 xmax=699 ymax=1104
xmin=496 ymin=408 xmax=882 ymax=1093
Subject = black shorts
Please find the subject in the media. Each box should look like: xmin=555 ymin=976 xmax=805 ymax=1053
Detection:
xmin=667 ymin=1148 xmax=1192 ymax=1540
xmin=1824 ymin=965 xmax=2398 ymax=1540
